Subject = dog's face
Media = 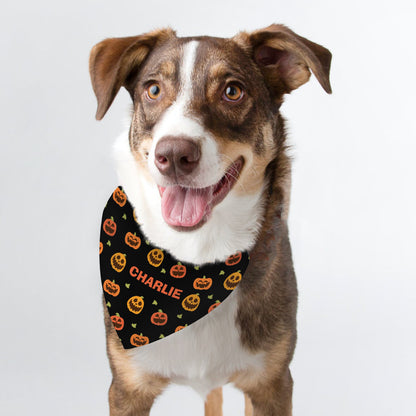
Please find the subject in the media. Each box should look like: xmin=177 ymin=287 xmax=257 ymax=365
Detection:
xmin=90 ymin=25 xmax=331 ymax=232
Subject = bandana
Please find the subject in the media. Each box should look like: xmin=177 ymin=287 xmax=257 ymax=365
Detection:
xmin=99 ymin=187 xmax=250 ymax=349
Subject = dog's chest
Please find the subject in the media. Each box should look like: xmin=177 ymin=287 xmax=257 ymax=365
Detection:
xmin=127 ymin=288 xmax=264 ymax=397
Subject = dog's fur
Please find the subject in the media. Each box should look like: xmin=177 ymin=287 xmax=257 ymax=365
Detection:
xmin=90 ymin=24 xmax=331 ymax=415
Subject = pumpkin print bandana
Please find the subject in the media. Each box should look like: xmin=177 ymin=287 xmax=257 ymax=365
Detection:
xmin=100 ymin=187 xmax=250 ymax=349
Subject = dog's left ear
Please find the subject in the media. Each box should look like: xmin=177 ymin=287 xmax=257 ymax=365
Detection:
xmin=234 ymin=24 xmax=332 ymax=98
xmin=89 ymin=28 xmax=175 ymax=120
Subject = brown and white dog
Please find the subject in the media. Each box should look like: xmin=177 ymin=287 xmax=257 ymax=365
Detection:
xmin=89 ymin=24 xmax=331 ymax=416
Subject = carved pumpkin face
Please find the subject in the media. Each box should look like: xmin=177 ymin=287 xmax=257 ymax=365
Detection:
xmin=182 ymin=294 xmax=200 ymax=312
xmin=147 ymin=249 xmax=164 ymax=267
xmin=208 ymin=301 xmax=221 ymax=313
xmin=99 ymin=241 xmax=103 ymax=254
xmin=110 ymin=314 xmax=124 ymax=330
xmin=103 ymin=279 xmax=120 ymax=297
xmin=223 ymin=271 xmax=242 ymax=290
xmin=127 ymin=296 xmax=144 ymax=314
xmin=113 ymin=188 xmax=127 ymax=207
xmin=170 ymin=264 xmax=187 ymax=278
xmin=175 ymin=325 xmax=186 ymax=332
xmin=150 ymin=310 xmax=168 ymax=326
xmin=193 ymin=277 xmax=212 ymax=290
xmin=225 ymin=251 xmax=242 ymax=266
xmin=103 ymin=218 xmax=117 ymax=236
xmin=111 ymin=252 xmax=126 ymax=272
xmin=125 ymin=232 xmax=141 ymax=249
xmin=130 ymin=333 xmax=149 ymax=347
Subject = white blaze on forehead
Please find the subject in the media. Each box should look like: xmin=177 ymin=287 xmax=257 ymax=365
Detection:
xmin=179 ymin=40 xmax=198 ymax=109
xmin=152 ymin=40 xmax=202 ymax=141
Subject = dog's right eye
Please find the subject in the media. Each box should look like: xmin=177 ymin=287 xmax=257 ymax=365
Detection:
xmin=223 ymin=83 xmax=244 ymax=102
xmin=146 ymin=83 xmax=161 ymax=100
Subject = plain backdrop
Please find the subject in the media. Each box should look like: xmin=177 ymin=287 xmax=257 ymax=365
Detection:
xmin=1 ymin=0 xmax=415 ymax=415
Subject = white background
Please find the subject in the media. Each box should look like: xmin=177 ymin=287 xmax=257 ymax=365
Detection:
xmin=1 ymin=0 xmax=415 ymax=415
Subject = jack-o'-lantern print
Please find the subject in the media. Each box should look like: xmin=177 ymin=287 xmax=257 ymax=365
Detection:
xmin=127 ymin=296 xmax=144 ymax=314
xmin=182 ymin=294 xmax=200 ymax=312
xmin=147 ymin=249 xmax=164 ymax=267
xmin=208 ymin=301 xmax=221 ymax=313
xmin=103 ymin=217 xmax=117 ymax=236
xmin=175 ymin=324 xmax=187 ymax=332
xmin=103 ymin=279 xmax=120 ymax=297
xmin=130 ymin=333 xmax=149 ymax=347
xmin=225 ymin=251 xmax=242 ymax=266
xmin=150 ymin=310 xmax=168 ymax=326
xmin=223 ymin=271 xmax=242 ymax=290
xmin=125 ymin=232 xmax=141 ymax=249
xmin=113 ymin=188 xmax=127 ymax=207
xmin=111 ymin=314 xmax=124 ymax=330
xmin=111 ymin=252 xmax=126 ymax=272
xmin=170 ymin=263 xmax=186 ymax=278
xmin=100 ymin=187 xmax=251 ymax=348
xmin=193 ymin=277 xmax=212 ymax=290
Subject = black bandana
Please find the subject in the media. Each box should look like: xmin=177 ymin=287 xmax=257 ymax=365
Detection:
xmin=99 ymin=187 xmax=250 ymax=349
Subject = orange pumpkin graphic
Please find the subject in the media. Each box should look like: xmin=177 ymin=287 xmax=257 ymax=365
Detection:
xmin=127 ymin=296 xmax=144 ymax=314
xmin=170 ymin=264 xmax=187 ymax=278
xmin=113 ymin=188 xmax=127 ymax=207
xmin=225 ymin=251 xmax=242 ymax=266
xmin=175 ymin=325 xmax=187 ymax=332
xmin=182 ymin=294 xmax=200 ymax=312
xmin=147 ymin=248 xmax=164 ymax=267
xmin=103 ymin=279 xmax=120 ymax=297
xmin=111 ymin=252 xmax=126 ymax=272
xmin=208 ymin=301 xmax=221 ymax=313
xmin=125 ymin=232 xmax=141 ymax=249
xmin=193 ymin=277 xmax=212 ymax=290
xmin=110 ymin=314 xmax=124 ymax=330
xmin=103 ymin=218 xmax=117 ymax=236
xmin=130 ymin=333 xmax=149 ymax=347
xmin=223 ymin=271 xmax=242 ymax=290
xmin=150 ymin=310 xmax=168 ymax=326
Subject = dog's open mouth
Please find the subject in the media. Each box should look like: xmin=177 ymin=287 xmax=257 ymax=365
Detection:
xmin=158 ymin=157 xmax=244 ymax=228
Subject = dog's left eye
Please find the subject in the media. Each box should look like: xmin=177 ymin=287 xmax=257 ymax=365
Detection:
xmin=146 ymin=83 xmax=162 ymax=100
xmin=223 ymin=84 xmax=244 ymax=102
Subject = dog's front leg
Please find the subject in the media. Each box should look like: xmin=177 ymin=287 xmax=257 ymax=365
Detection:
xmin=108 ymin=379 xmax=166 ymax=416
xmin=244 ymin=368 xmax=293 ymax=416
xmin=204 ymin=387 xmax=223 ymax=416
xmin=103 ymin=301 xmax=169 ymax=416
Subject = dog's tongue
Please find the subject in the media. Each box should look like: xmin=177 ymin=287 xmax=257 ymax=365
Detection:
xmin=161 ymin=186 xmax=213 ymax=227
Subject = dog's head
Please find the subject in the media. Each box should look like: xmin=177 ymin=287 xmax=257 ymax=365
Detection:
xmin=90 ymin=25 xmax=331 ymax=235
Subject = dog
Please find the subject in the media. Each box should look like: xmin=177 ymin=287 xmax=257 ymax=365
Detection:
xmin=89 ymin=24 xmax=331 ymax=416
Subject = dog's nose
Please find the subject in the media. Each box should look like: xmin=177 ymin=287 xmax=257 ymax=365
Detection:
xmin=154 ymin=137 xmax=201 ymax=177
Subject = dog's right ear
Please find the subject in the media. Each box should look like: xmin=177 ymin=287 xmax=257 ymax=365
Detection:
xmin=89 ymin=28 xmax=175 ymax=120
